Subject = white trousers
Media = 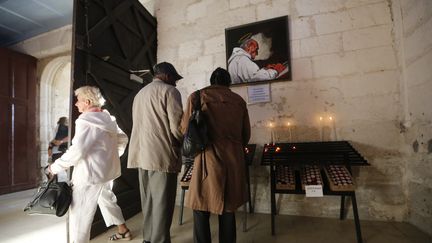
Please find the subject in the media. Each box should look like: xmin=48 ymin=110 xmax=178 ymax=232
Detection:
xmin=69 ymin=181 xmax=125 ymax=243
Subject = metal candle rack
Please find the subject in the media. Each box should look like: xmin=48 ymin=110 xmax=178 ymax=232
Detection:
xmin=261 ymin=141 xmax=369 ymax=243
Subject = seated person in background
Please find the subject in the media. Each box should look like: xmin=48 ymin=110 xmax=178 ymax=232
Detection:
xmin=48 ymin=116 xmax=69 ymax=162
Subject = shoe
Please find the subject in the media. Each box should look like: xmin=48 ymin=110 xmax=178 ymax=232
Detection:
xmin=108 ymin=229 xmax=132 ymax=241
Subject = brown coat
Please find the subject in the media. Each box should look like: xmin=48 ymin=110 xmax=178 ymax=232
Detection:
xmin=180 ymin=85 xmax=251 ymax=214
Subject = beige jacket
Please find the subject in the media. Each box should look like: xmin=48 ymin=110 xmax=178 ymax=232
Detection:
xmin=181 ymin=85 xmax=251 ymax=214
xmin=127 ymin=79 xmax=183 ymax=173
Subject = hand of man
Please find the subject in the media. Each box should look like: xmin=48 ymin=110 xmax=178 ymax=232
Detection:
xmin=272 ymin=63 xmax=286 ymax=74
xmin=265 ymin=64 xmax=276 ymax=69
xmin=265 ymin=63 xmax=286 ymax=74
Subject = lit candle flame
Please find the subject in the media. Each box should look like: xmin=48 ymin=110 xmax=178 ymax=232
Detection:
xmin=269 ymin=122 xmax=274 ymax=144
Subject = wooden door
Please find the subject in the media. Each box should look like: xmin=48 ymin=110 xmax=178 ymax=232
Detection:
xmin=72 ymin=0 xmax=157 ymax=237
xmin=0 ymin=48 xmax=37 ymax=195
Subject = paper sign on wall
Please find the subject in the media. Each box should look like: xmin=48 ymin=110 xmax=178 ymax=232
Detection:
xmin=305 ymin=185 xmax=323 ymax=197
xmin=247 ymin=84 xmax=271 ymax=104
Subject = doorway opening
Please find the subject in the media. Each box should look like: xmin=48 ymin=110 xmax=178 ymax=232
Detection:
xmin=39 ymin=55 xmax=71 ymax=169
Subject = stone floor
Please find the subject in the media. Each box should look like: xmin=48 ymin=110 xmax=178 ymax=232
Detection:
xmin=1 ymin=189 xmax=431 ymax=243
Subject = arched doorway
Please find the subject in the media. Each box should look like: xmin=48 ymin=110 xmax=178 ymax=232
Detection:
xmin=39 ymin=56 xmax=71 ymax=169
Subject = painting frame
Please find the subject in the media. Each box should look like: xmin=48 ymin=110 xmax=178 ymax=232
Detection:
xmin=225 ymin=16 xmax=291 ymax=86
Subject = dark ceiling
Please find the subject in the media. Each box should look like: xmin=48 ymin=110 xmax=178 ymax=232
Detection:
xmin=0 ymin=0 xmax=73 ymax=47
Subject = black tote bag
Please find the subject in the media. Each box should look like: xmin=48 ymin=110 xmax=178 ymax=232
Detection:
xmin=182 ymin=90 xmax=208 ymax=157
xmin=24 ymin=175 xmax=72 ymax=217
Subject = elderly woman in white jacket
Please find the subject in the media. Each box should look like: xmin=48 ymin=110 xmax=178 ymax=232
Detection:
xmin=48 ymin=86 xmax=131 ymax=243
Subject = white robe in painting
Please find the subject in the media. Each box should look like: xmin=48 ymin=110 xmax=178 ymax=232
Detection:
xmin=227 ymin=47 xmax=278 ymax=84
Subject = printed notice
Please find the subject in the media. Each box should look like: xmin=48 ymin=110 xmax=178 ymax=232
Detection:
xmin=247 ymin=84 xmax=271 ymax=104
xmin=305 ymin=185 xmax=323 ymax=197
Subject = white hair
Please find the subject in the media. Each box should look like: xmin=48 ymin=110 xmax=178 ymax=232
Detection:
xmin=74 ymin=86 xmax=104 ymax=107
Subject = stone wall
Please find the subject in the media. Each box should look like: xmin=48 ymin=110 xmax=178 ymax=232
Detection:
xmin=392 ymin=0 xmax=432 ymax=235
xmin=154 ymin=0 xmax=425 ymax=227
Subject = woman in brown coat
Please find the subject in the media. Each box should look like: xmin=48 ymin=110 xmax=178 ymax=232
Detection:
xmin=181 ymin=67 xmax=251 ymax=243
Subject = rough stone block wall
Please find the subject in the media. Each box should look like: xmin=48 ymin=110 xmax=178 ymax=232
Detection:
xmin=395 ymin=0 xmax=432 ymax=235
xmin=154 ymin=0 xmax=415 ymax=224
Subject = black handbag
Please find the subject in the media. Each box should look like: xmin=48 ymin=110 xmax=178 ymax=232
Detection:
xmin=182 ymin=90 xmax=208 ymax=157
xmin=24 ymin=175 xmax=72 ymax=217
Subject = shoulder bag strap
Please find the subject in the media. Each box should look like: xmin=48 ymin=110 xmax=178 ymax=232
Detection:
xmin=193 ymin=90 xmax=201 ymax=111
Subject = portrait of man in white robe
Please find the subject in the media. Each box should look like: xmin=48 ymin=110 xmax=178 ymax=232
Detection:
xmin=225 ymin=16 xmax=291 ymax=85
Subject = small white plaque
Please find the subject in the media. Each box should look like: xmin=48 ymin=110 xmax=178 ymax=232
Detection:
xmin=305 ymin=185 xmax=323 ymax=197
xmin=247 ymin=84 xmax=271 ymax=104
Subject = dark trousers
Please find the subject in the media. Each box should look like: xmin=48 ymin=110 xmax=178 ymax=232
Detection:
xmin=193 ymin=210 xmax=236 ymax=243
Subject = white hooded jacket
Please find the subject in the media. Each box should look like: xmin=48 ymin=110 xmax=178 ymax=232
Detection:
xmin=51 ymin=111 xmax=128 ymax=185
xmin=227 ymin=47 xmax=277 ymax=84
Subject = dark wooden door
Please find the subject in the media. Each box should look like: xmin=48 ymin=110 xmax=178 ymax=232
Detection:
xmin=0 ymin=48 xmax=37 ymax=195
xmin=72 ymin=0 xmax=157 ymax=237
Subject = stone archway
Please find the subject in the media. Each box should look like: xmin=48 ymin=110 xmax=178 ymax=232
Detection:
xmin=39 ymin=56 xmax=71 ymax=168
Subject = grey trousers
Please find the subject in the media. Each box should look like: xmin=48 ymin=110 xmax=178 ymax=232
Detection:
xmin=138 ymin=169 xmax=178 ymax=243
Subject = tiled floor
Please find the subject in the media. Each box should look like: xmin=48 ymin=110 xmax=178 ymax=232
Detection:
xmin=1 ymin=189 xmax=431 ymax=243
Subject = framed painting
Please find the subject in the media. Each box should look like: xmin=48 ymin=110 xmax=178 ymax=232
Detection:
xmin=225 ymin=16 xmax=291 ymax=85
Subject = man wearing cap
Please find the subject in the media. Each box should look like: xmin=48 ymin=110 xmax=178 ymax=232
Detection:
xmin=128 ymin=62 xmax=183 ymax=243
